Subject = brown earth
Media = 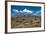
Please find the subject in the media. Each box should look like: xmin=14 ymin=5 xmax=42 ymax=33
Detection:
xmin=11 ymin=16 xmax=41 ymax=28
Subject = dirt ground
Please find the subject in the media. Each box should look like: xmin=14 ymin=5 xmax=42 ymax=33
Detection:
xmin=11 ymin=16 xmax=41 ymax=28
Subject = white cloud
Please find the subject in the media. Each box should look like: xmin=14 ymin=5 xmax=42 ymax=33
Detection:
xmin=13 ymin=8 xmax=32 ymax=13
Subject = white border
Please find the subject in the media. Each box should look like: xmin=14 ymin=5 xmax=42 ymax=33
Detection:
xmin=7 ymin=2 xmax=44 ymax=32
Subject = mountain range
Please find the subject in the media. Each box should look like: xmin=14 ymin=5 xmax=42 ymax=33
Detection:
xmin=11 ymin=8 xmax=41 ymax=16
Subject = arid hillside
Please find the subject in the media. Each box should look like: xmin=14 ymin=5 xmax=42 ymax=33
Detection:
xmin=11 ymin=15 xmax=41 ymax=28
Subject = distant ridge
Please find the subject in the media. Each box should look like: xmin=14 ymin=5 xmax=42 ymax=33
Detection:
xmin=11 ymin=8 xmax=41 ymax=16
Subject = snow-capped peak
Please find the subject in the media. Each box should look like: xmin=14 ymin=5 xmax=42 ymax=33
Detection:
xmin=13 ymin=8 xmax=32 ymax=13
xmin=23 ymin=8 xmax=32 ymax=13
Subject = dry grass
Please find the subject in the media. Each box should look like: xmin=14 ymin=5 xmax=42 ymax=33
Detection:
xmin=11 ymin=16 xmax=41 ymax=28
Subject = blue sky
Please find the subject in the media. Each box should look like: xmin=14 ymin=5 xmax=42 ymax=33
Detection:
xmin=11 ymin=5 xmax=41 ymax=16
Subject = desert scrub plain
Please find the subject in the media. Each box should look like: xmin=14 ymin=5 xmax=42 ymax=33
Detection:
xmin=11 ymin=15 xmax=41 ymax=28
